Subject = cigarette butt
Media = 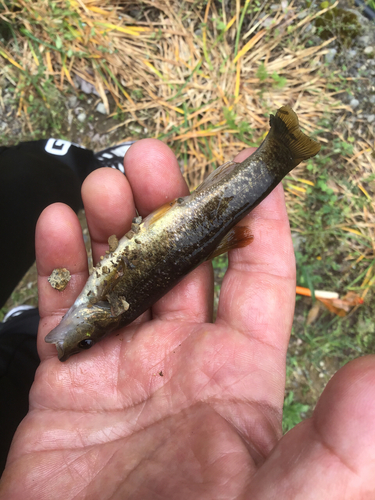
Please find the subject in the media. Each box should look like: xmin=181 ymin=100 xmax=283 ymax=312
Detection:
xmin=296 ymin=286 xmax=339 ymax=300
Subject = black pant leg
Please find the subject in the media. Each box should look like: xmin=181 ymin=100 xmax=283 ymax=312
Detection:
xmin=0 ymin=309 xmax=40 ymax=474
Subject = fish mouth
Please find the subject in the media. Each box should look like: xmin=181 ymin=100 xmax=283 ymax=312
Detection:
xmin=45 ymin=328 xmax=68 ymax=361
xmin=45 ymin=318 xmax=74 ymax=361
xmin=55 ymin=341 xmax=68 ymax=361
xmin=45 ymin=337 xmax=68 ymax=361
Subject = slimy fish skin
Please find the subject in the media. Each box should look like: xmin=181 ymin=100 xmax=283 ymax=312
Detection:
xmin=45 ymin=106 xmax=320 ymax=361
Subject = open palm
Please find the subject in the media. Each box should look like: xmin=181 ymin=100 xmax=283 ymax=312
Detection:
xmin=1 ymin=140 xmax=375 ymax=499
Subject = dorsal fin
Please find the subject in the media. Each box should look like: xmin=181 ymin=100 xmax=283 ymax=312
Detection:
xmin=194 ymin=160 xmax=240 ymax=193
xmin=268 ymin=106 xmax=321 ymax=167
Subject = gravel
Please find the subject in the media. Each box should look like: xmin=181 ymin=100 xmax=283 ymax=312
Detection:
xmin=350 ymin=98 xmax=360 ymax=109
xmin=77 ymin=112 xmax=87 ymax=123
xmin=95 ymin=102 xmax=107 ymax=115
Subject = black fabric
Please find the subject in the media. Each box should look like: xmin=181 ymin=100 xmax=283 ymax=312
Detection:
xmin=0 ymin=308 xmax=40 ymax=473
xmin=0 ymin=139 xmax=99 ymax=475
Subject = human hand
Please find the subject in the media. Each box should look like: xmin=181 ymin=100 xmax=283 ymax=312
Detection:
xmin=1 ymin=140 xmax=375 ymax=499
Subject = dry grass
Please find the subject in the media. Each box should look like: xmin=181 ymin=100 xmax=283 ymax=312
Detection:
xmin=1 ymin=1 xmax=346 ymax=182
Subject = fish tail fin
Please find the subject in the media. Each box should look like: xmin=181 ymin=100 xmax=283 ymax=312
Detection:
xmin=268 ymin=106 xmax=321 ymax=167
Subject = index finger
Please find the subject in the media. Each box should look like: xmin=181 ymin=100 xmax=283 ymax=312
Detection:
xmin=35 ymin=203 xmax=89 ymax=359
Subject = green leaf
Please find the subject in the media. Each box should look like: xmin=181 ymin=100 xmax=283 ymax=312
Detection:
xmin=271 ymin=71 xmax=287 ymax=88
xmin=256 ymin=62 xmax=268 ymax=81
xmin=283 ymin=391 xmax=311 ymax=433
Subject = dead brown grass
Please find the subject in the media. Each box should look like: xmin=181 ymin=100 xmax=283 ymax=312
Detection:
xmin=1 ymin=0 xmax=349 ymax=183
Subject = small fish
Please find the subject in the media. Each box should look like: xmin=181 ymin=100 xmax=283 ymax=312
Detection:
xmin=45 ymin=106 xmax=320 ymax=361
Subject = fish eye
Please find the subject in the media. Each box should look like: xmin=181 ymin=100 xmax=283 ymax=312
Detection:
xmin=78 ymin=339 xmax=93 ymax=350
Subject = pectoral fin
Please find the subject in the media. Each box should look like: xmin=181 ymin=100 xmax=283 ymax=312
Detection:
xmin=208 ymin=226 xmax=253 ymax=260
xmin=106 ymin=292 xmax=130 ymax=317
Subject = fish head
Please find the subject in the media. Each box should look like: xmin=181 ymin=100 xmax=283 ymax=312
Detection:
xmin=45 ymin=302 xmax=114 ymax=361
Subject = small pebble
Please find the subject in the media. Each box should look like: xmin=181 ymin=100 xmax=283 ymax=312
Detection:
xmin=359 ymin=35 xmax=370 ymax=46
xmin=77 ymin=112 xmax=86 ymax=122
xmin=350 ymin=98 xmax=360 ymax=109
xmin=263 ymin=17 xmax=274 ymax=27
xmin=96 ymin=102 xmax=107 ymax=114
xmin=129 ymin=124 xmax=143 ymax=134
xmin=108 ymin=234 xmax=119 ymax=252
xmin=367 ymin=115 xmax=375 ymax=123
xmin=120 ymin=298 xmax=129 ymax=311
xmin=68 ymin=95 xmax=78 ymax=108
xmin=364 ymin=46 xmax=374 ymax=55
xmin=325 ymin=48 xmax=337 ymax=64
xmin=291 ymin=233 xmax=304 ymax=253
